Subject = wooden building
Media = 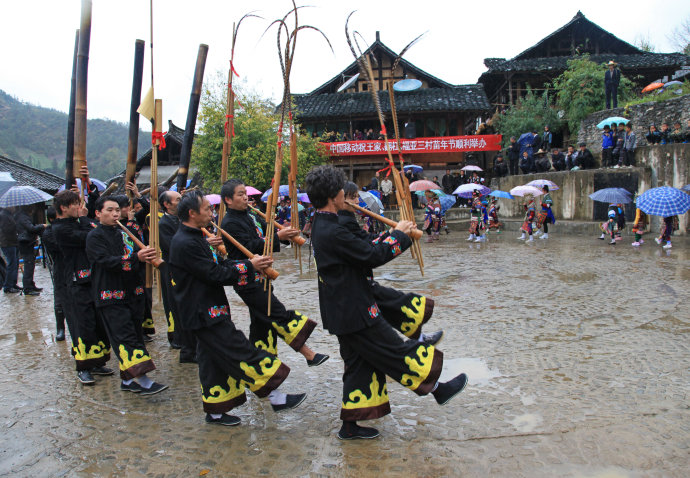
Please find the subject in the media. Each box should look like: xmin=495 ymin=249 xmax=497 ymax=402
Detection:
xmin=479 ymin=11 xmax=690 ymax=106
xmin=291 ymin=32 xmax=496 ymax=185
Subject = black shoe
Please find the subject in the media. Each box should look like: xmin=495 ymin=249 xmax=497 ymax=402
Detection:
xmin=169 ymin=342 xmax=182 ymax=350
xmin=179 ymin=355 xmax=198 ymax=364
xmin=91 ymin=366 xmax=114 ymax=376
xmin=143 ymin=335 xmax=154 ymax=343
xmin=432 ymin=373 xmax=468 ymax=405
xmin=306 ymin=353 xmax=329 ymax=367
xmin=3 ymin=287 xmax=21 ymax=294
xmin=271 ymin=393 xmax=307 ymax=412
xmin=421 ymin=330 xmax=444 ymax=347
xmin=55 ymin=329 xmax=66 ymax=341
xmin=205 ymin=413 xmax=241 ymax=426
xmin=140 ymin=382 xmax=168 ymax=396
xmin=30 ymin=286 xmax=43 ymax=292
xmin=337 ymin=422 xmax=380 ymax=440
xmin=77 ymin=370 xmax=95 ymax=385
xmin=22 ymin=289 xmax=40 ymax=296
xmin=120 ymin=381 xmax=143 ymax=393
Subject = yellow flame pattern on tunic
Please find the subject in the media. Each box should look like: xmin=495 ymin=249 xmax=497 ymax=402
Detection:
xmin=202 ymin=375 xmax=244 ymax=404
xmin=400 ymin=296 xmax=426 ymax=337
xmin=255 ymin=329 xmax=277 ymax=356
xmin=240 ymin=357 xmax=281 ymax=392
xmin=117 ymin=344 xmax=151 ymax=372
xmin=72 ymin=338 xmax=109 ymax=362
xmin=401 ymin=345 xmax=435 ymax=390
xmin=342 ymin=373 xmax=389 ymax=409
xmin=273 ymin=311 xmax=308 ymax=345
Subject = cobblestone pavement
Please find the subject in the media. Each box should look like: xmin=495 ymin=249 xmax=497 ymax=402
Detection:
xmin=1 ymin=233 xmax=688 ymax=477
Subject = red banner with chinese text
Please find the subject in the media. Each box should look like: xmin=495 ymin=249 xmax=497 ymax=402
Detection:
xmin=322 ymin=135 xmax=502 ymax=156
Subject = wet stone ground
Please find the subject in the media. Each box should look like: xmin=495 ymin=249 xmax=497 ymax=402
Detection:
xmin=1 ymin=233 xmax=689 ymax=477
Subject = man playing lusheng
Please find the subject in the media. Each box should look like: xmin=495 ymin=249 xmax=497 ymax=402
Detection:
xmin=306 ymin=165 xmax=467 ymax=440
xmin=86 ymin=197 xmax=168 ymax=395
xmin=220 ymin=179 xmax=328 ymax=367
xmin=169 ymin=191 xmax=305 ymax=426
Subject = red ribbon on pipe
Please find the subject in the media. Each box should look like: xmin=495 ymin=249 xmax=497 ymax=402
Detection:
xmin=380 ymin=125 xmax=387 ymax=137
xmin=230 ymin=60 xmax=240 ymax=77
xmin=152 ymin=131 xmax=167 ymax=150
xmin=224 ymin=114 xmax=235 ymax=137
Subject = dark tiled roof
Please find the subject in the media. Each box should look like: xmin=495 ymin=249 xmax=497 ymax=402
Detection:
xmin=0 ymin=154 xmax=64 ymax=193
xmin=293 ymin=86 xmax=491 ymax=121
xmin=480 ymin=53 xmax=690 ymax=76
xmin=308 ymin=39 xmax=455 ymax=95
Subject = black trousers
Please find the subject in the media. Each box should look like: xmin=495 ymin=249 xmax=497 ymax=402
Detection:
xmin=18 ymin=243 xmax=36 ymax=290
xmin=97 ymin=300 xmax=155 ymax=380
xmin=235 ymin=283 xmax=315 ymax=356
xmin=372 ymin=282 xmax=433 ymax=339
xmin=194 ymin=319 xmax=290 ymax=414
xmin=602 ymin=148 xmax=612 ymax=167
xmin=606 ymin=84 xmax=618 ymax=109
xmin=337 ymin=318 xmax=443 ymax=421
xmin=68 ymin=282 xmax=111 ymax=371
xmin=52 ymin=272 xmax=74 ymax=338
xmin=622 ymin=149 xmax=635 ymax=167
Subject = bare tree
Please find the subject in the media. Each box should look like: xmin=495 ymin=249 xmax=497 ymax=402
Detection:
xmin=667 ymin=17 xmax=690 ymax=55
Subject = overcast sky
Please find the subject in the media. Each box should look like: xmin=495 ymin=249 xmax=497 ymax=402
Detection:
xmin=2 ymin=0 xmax=688 ymax=128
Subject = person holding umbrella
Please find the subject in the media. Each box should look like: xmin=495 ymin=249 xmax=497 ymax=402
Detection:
xmin=0 ymin=206 xmax=20 ymax=293
xmin=631 ymin=201 xmax=648 ymax=247
xmin=518 ymin=194 xmax=537 ymax=242
xmin=655 ymin=216 xmax=678 ymax=249
xmin=467 ymin=189 xmax=486 ymax=243
xmin=14 ymin=204 xmax=45 ymax=295
xmin=536 ymin=186 xmax=556 ymax=239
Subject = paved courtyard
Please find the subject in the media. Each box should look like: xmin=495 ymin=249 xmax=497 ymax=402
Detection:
xmin=0 ymin=233 xmax=688 ymax=477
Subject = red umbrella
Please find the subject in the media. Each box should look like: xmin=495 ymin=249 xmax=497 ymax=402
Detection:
xmin=641 ymin=82 xmax=664 ymax=93
xmin=409 ymin=180 xmax=440 ymax=191
xmin=245 ymin=186 xmax=262 ymax=195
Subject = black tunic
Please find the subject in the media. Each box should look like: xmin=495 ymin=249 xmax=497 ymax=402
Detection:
xmin=158 ymin=213 xmax=180 ymax=262
xmin=220 ymin=208 xmax=280 ymax=262
xmin=52 ymin=216 xmax=98 ymax=284
xmin=169 ymin=223 xmax=253 ymax=330
xmin=311 ymin=211 xmax=411 ymax=335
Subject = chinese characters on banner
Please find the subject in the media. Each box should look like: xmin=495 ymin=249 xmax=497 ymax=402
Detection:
xmin=323 ymin=135 xmax=502 ymax=156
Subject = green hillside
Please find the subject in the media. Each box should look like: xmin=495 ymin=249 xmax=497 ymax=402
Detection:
xmin=0 ymin=89 xmax=151 ymax=180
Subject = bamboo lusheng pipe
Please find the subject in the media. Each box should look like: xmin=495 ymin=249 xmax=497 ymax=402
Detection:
xmin=345 ymin=200 xmax=423 ymax=240
xmin=138 ymin=167 xmax=179 ymax=197
xmin=176 ymin=44 xmax=208 ymax=192
xmin=73 ymin=0 xmax=92 ymax=201
xmin=200 ymin=227 xmax=228 ymax=255
xmin=125 ymin=40 xmax=146 ymax=203
xmin=209 ymin=226 xmax=280 ymax=281
xmin=100 ymin=182 xmax=118 ymax=197
xmin=249 ymin=206 xmax=306 ymax=246
xmin=116 ymin=220 xmax=163 ymax=268
xmin=65 ymin=29 xmax=79 ymax=190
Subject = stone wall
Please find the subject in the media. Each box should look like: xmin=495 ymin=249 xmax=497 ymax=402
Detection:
xmin=489 ymin=143 xmax=689 ymax=234
xmin=577 ymin=94 xmax=690 ymax=153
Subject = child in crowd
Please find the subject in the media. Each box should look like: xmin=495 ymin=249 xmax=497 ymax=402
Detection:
xmin=631 ymin=203 xmax=647 ymax=247
xmin=655 ymin=215 xmax=677 ymax=249
xmin=601 ymin=126 xmax=614 ymax=167
xmin=518 ymin=194 xmax=536 ymax=242
xmin=600 ymin=210 xmax=617 ymax=245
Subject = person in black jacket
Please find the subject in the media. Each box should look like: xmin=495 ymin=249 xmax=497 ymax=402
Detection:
xmin=86 ymin=196 xmax=167 ymax=395
xmin=493 ymin=154 xmax=508 ymax=177
xmin=507 ymin=136 xmax=520 ymax=175
xmin=605 ymin=61 xmax=620 ymax=109
xmin=43 ymin=207 xmax=68 ymax=341
xmin=340 ymin=182 xmax=442 ymax=345
xmin=306 ymin=165 xmax=467 ymax=440
xmin=219 ymin=179 xmax=328 ymax=367
xmin=169 ymin=191 xmax=305 ymax=426
xmin=52 ymin=190 xmax=113 ymax=385
xmin=158 ymin=189 xmax=197 ymax=359
xmin=14 ymin=205 xmax=45 ymax=295
xmin=0 ymin=207 xmax=21 ymax=293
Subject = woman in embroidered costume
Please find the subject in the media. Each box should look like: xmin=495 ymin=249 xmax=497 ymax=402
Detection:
xmin=535 ymin=185 xmax=555 ymax=239
xmin=85 ymin=197 xmax=168 ymax=395
xmin=422 ymin=191 xmax=442 ymax=243
xmin=307 ymin=165 xmax=466 ymax=440
xmin=631 ymin=200 xmax=647 ymax=247
xmin=169 ymin=191 xmax=306 ymax=426
xmin=518 ymin=194 xmax=536 ymax=242
xmin=467 ymin=189 xmax=486 ymax=242
xmin=487 ymin=197 xmax=502 ymax=233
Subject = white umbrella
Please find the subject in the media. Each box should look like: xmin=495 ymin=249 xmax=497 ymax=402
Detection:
xmin=525 ymin=179 xmax=559 ymax=191
xmin=461 ymin=165 xmax=483 ymax=172
xmin=453 ymin=183 xmax=491 ymax=198
xmin=510 ymin=185 xmax=544 ymax=197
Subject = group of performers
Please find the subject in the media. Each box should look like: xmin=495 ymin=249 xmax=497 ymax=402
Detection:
xmin=600 ymin=202 xmax=677 ymax=249
xmin=42 ymin=165 xmax=468 ymax=438
xmin=467 ymin=191 xmax=504 ymax=243
xmin=518 ymin=186 xmax=555 ymax=242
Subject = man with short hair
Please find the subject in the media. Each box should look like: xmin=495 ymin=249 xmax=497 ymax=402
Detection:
xmin=493 ymin=154 xmax=508 ymax=177
xmin=605 ymin=61 xmax=620 ymax=109
xmin=551 ymin=148 xmax=566 ymax=171
xmin=577 ymin=143 xmax=594 ymax=169
xmin=380 ymin=175 xmax=393 ymax=209
xmin=86 ymin=196 xmax=167 ymax=395
xmin=0 ymin=206 xmax=20 ymax=293
xmin=14 ymin=205 xmax=45 ymax=295
xmin=507 ymin=136 xmax=520 ymax=175
xmin=169 ymin=190 xmax=305 ymax=426
xmin=565 ymin=146 xmax=578 ymax=170
xmin=441 ymin=169 xmax=454 ymax=195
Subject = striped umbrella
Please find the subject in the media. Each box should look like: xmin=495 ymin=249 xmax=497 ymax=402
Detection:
xmin=588 ymin=188 xmax=633 ymax=204
xmin=0 ymin=186 xmax=54 ymax=208
xmin=636 ymin=187 xmax=690 ymax=216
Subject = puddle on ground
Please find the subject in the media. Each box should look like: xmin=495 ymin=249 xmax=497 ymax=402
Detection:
xmin=439 ymin=357 xmax=500 ymax=385
xmin=509 ymin=413 xmax=543 ymax=433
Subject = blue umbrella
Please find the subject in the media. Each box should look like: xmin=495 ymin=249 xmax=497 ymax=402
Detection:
xmin=169 ymin=179 xmax=191 ymax=192
xmin=636 ymin=186 xmax=690 ymax=216
xmin=597 ymin=116 xmax=629 ymax=129
xmin=357 ymin=191 xmax=383 ymax=214
xmin=403 ymin=164 xmax=423 ymax=174
xmin=439 ymin=195 xmax=456 ymax=213
xmin=589 ymin=188 xmax=633 ymax=204
xmin=0 ymin=185 xmax=54 ymax=207
xmin=297 ymin=192 xmax=310 ymax=203
xmin=663 ymin=80 xmax=683 ymax=88
xmin=414 ymin=189 xmax=444 ymax=197
xmin=0 ymin=172 xmax=17 ymax=198
xmin=682 ymin=184 xmax=690 ymax=193
xmin=261 ymin=185 xmax=290 ymax=202
xmin=489 ymin=190 xmax=514 ymax=199
xmin=58 ymin=177 xmax=107 ymax=192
